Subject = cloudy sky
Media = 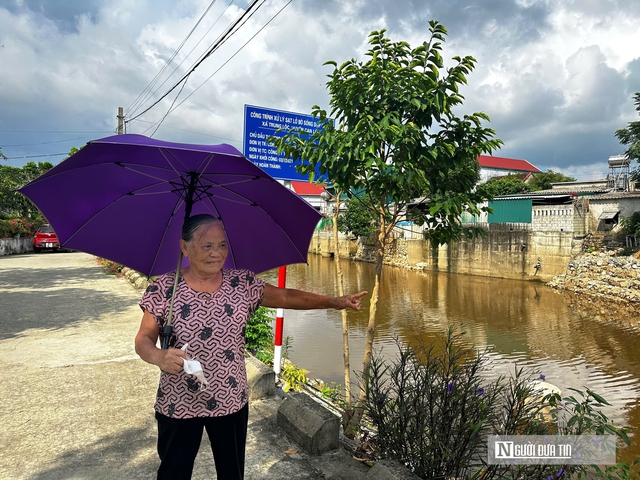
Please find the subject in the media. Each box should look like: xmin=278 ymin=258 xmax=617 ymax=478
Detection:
xmin=1 ymin=0 xmax=639 ymax=181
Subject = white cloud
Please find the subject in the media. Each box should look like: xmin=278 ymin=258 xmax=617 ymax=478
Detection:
xmin=0 ymin=0 xmax=638 ymax=180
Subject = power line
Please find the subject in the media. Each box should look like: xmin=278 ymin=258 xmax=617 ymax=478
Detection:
xmin=5 ymin=153 xmax=68 ymax=160
xmin=128 ymin=1 xmax=241 ymax=120
xmin=127 ymin=0 xmax=221 ymax=117
xmin=136 ymin=0 xmax=292 ymax=137
xmin=131 ymin=119 xmax=241 ymax=143
xmin=0 ymin=130 xmax=108 ymax=134
xmin=147 ymin=77 xmax=190 ymax=138
xmin=159 ymin=0 xmax=292 ymax=122
xmin=2 ymin=134 xmax=107 ymax=147
xmin=127 ymin=0 xmax=265 ymax=125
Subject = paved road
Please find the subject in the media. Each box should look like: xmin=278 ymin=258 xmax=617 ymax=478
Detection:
xmin=0 ymin=251 xmax=371 ymax=480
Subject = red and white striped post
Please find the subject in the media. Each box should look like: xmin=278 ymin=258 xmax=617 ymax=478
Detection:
xmin=273 ymin=265 xmax=287 ymax=376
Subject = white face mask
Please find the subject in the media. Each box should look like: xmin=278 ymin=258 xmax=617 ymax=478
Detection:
xmin=181 ymin=343 xmax=209 ymax=390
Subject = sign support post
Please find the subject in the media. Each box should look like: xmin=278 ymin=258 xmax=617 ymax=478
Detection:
xmin=273 ymin=266 xmax=287 ymax=377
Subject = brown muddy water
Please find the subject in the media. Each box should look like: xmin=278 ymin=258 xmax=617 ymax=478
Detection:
xmin=259 ymin=253 xmax=640 ymax=464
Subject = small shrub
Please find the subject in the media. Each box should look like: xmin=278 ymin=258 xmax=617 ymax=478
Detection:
xmin=361 ymin=326 xmax=637 ymax=480
xmin=96 ymin=257 xmax=125 ymax=275
xmin=621 ymin=212 xmax=640 ymax=237
xmin=0 ymin=216 xmax=45 ymax=238
xmin=321 ymin=382 xmax=343 ymax=402
xmin=281 ymin=363 xmax=308 ymax=392
xmin=245 ymin=307 xmax=275 ymax=364
xmin=363 ymin=326 xmax=502 ymax=478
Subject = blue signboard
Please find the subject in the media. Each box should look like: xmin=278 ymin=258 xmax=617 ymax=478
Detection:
xmin=243 ymin=104 xmax=324 ymax=181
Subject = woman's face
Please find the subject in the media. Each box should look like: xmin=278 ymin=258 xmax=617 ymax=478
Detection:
xmin=181 ymin=222 xmax=228 ymax=277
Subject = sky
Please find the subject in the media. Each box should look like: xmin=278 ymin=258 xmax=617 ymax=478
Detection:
xmin=1 ymin=0 xmax=639 ymax=181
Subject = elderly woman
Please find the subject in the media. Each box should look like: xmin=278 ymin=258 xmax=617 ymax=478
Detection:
xmin=135 ymin=214 xmax=367 ymax=480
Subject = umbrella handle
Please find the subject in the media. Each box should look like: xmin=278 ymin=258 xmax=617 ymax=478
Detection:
xmin=161 ymin=250 xmax=183 ymax=350
xmin=160 ymin=325 xmax=173 ymax=350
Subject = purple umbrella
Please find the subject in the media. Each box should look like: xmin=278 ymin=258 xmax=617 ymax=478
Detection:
xmin=19 ymin=134 xmax=322 ymax=347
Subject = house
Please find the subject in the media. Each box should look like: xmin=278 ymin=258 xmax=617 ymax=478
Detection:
xmin=478 ymin=155 xmax=541 ymax=183
xmin=586 ymin=191 xmax=640 ymax=232
xmin=288 ymin=181 xmax=327 ymax=212
xmin=484 ymin=179 xmax=640 ymax=235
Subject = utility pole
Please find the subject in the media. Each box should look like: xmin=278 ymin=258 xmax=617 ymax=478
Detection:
xmin=117 ymin=107 xmax=124 ymax=134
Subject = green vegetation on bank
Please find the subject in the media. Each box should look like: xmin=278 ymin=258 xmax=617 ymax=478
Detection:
xmin=361 ymin=327 xmax=638 ymax=479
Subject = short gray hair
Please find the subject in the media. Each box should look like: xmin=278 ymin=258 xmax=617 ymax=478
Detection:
xmin=181 ymin=214 xmax=224 ymax=242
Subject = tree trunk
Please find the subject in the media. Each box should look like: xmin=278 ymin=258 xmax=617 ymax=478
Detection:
xmin=345 ymin=224 xmax=385 ymax=435
xmin=332 ymin=195 xmax=351 ymax=406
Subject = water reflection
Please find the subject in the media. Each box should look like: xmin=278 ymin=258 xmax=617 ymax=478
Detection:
xmin=259 ymin=254 xmax=640 ymax=463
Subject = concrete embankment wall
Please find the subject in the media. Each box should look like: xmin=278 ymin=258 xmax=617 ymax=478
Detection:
xmin=0 ymin=237 xmax=33 ymax=256
xmin=310 ymin=229 xmax=579 ymax=283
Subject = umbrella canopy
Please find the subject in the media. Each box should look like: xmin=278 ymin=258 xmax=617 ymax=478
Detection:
xmin=19 ymin=134 xmax=322 ymax=276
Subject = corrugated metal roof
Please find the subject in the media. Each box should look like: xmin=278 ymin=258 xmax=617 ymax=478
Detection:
xmin=478 ymin=155 xmax=541 ymax=173
xmin=589 ymin=191 xmax=640 ymax=200
xmin=492 ymin=194 xmax=571 ymax=201
xmin=532 ymin=188 xmax=609 ymax=195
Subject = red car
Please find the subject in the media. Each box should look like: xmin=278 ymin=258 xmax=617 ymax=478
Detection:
xmin=33 ymin=224 xmax=60 ymax=253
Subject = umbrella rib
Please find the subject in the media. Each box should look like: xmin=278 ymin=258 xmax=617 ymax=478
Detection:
xmin=157 ymin=147 xmax=192 ymax=177
xmin=62 ymin=182 xmax=188 ymax=247
xmin=148 ymin=196 xmax=186 ymax=276
xmin=198 ymin=177 xmax=314 ymax=265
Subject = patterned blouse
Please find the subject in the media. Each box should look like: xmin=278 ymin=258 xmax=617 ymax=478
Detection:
xmin=139 ymin=269 xmax=265 ymax=419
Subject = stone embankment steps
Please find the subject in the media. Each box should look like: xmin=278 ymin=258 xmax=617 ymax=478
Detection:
xmin=547 ymin=251 xmax=640 ymax=303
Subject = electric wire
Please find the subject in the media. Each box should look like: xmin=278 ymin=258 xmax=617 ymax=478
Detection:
xmin=2 ymin=134 xmax=106 ymax=147
xmin=136 ymin=0 xmax=292 ymax=136
xmin=132 ymin=119 xmax=241 ymax=143
xmin=128 ymin=0 xmax=240 ymax=120
xmin=5 ymin=152 xmax=68 ymax=160
xmin=126 ymin=0 xmax=220 ymax=117
xmin=163 ymin=0 xmax=292 ymax=117
xmin=127 ymin=0 xmax=265 ymax=125
xmin=146 ymin=77 xmax=190 ymax=138
xmin=5 ymin=0 xmax=284 ymax=159
xmin=128 ymin=0 xmax=263 ymax=125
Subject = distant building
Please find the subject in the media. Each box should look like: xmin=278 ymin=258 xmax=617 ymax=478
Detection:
xmin=288 ymin=181 xmax=327 ymax=212
xmin=478 ymin=155 xmax=541 ymax=183
xmin=482 ymin=179 xmax=640 ymax=235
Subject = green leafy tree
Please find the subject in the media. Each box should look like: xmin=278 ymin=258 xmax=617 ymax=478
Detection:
xmin=615 ymin=92 xmax=640 ymax=169
xmin=481 ymin=174 xmax=529 ymax=196
xmin=339 ymin=197 xmax=377 ymax=239
xmin=528 ymin=169 xmax=577 ymax=191
xmin=273 ymin=23 xmax=502 ymax=434
xmin=0 ymin=161 xmax=54 ymax=218
xmin=5 ymin=146 xmax=79 ymax=219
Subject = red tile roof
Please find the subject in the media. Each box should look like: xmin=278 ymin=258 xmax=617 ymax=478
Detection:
xmin=478 ymin=155 xmax=541 ymax=173
xmin=290 ymin=181 xmax=326 ymax=195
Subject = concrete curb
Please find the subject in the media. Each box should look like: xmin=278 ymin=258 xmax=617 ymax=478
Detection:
xmin=277 ymin=393 xmax=340 ymax=455
xmin=122 ymin=267 xmax=150 ymax=292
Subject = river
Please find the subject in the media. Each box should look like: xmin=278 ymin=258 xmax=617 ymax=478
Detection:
xmin=259 ymin=253 xmax=640 ymax=464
